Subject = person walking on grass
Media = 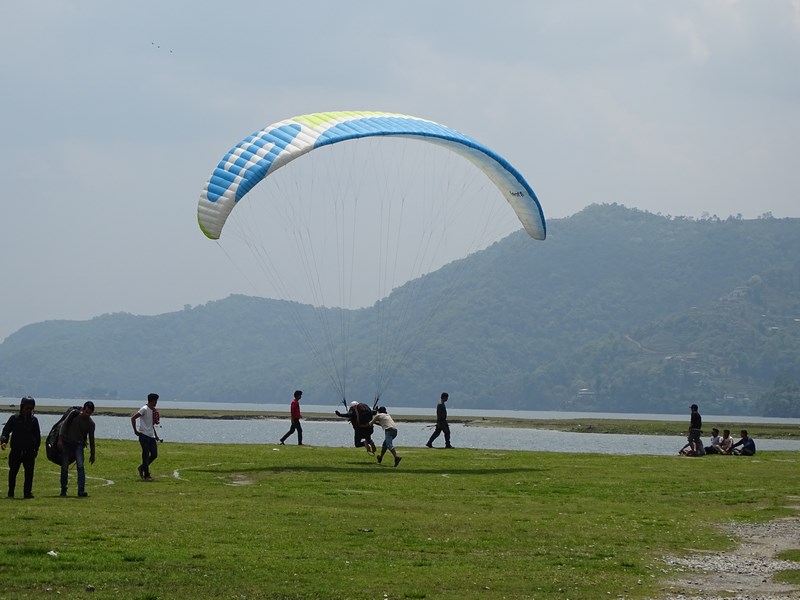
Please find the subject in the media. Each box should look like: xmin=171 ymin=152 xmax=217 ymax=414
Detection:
xmin=58 ymin=401 xmax=96 ymax=497
xmin=1 ymin=396 xmax=41 ymax=499
xmin=279 ymin=390 xmax=303 ymax=445
xmin=370 ymin=406 xmax=401 ymax=467
xmin=426 ymin=392 xmax=453 ymax=449
xmin=132 ymin=393 xmax=161 ymax=481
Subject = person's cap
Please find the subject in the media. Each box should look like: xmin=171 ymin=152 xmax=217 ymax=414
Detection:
xmin=350 ymin=401 xmax=359 ymax=407
xmin=378 ymin=406 xmax=387 ymax=413
xmin=20 ymin=396 xmax=35 ymax=408
xmin=148 ymin=393 xmax=159 ymax=402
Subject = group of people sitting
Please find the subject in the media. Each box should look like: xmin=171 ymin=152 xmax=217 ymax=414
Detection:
xmin=680 ymin=427 xmax=756 ymax=457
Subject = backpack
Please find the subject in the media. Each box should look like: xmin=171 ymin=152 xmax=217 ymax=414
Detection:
xmin=45 ymin=406 xmax=80 ymax=465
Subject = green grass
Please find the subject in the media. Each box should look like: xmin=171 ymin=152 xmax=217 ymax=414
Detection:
xmin=2 ymin=441 xmax=799 ymax=599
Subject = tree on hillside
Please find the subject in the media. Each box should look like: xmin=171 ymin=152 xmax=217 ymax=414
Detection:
xmin=757 ymin=374 xmax=800 ymax=417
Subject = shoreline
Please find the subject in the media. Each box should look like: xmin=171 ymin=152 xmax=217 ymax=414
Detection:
xmin=27 ymin=405 xmax=800 ymax=439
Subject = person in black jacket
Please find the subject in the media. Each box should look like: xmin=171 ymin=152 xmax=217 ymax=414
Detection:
xmin=426 ymin=392 xmax=453 ymax=449
xmin=688 ymin=404 xmax=703 ymax=456
xmin=335 ymin=401 xmax=376 ymax=454
xmin=1 ymin=396 xmax=41 ymax=499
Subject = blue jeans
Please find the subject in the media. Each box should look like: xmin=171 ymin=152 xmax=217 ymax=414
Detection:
xmin=61 ymin=442 xmax=85 ymax=494
xmin=138 ymin=433 xmax=158 ymax=475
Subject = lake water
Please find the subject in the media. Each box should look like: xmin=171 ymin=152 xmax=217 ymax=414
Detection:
xmin=3 ymin=398 xmax=800 ymax=456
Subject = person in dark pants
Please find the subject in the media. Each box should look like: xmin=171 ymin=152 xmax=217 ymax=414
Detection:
xmin=731 ymin=430 xmax=756 ymax=456
xmin=426 ymin=392 xmax=453 ymax=449
xmin=688 ymin=404 xmax=703 ymax=456
xmin=279 ymin=390 xmax=303 ymax=445
xmin=132 ymin=393 xmax=160 ymax=481
xmin=1 ymin=396 xmax=41 ymax=499
xmin=335 ymin=401 xmax=376 ymax=454
xmin=58 ymin=401 xmax=96 ymax=497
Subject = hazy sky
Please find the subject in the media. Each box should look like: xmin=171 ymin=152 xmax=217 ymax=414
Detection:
xmin=2 ymin=1 xmax=799 ymax=342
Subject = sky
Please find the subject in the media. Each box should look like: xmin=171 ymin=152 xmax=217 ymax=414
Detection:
xmin=2 ymin=0 xmax=799 ymax=342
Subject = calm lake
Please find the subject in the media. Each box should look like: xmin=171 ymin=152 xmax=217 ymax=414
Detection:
xmin=4 ymin=398 xmax=800 ymax=456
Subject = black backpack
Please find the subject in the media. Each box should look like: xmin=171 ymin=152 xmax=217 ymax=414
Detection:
xmin=45 ymin=406 xmax=80 ymax=465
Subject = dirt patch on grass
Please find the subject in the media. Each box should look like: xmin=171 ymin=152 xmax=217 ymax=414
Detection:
xmin=658 ymin=517 xmax=800 ymax=600
xmin=224 ymin=473 xmax=255 ymax=486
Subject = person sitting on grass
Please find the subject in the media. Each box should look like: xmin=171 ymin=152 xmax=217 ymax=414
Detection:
xmin=731 ymin=429 xmax=756 ymax=456
xmin=704 ymin=428 xmax=722 ymax=454
xmin=718 ymin=429 xmax=734 ymax=454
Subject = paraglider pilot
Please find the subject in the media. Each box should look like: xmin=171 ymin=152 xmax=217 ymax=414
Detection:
xmin=335 ymin=401 xmax=376 ymax=454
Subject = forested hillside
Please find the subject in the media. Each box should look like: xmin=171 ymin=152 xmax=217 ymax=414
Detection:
xmin=1 ymin=204 xmax=798 ymax=415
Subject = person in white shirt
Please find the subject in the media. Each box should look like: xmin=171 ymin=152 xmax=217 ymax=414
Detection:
xmin=718 ymin=429 xmax=735 ymax=454
xmin=369 ymin=406 xmax=402 ymax=467
xmin=704 ymin=428 xmax=722 ymax=454
xmin=131 ymin=393 xmax=160 ymax=481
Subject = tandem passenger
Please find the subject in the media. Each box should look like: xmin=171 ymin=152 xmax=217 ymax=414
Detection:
xmin=335 ymin=401 xmax=376 ymax=454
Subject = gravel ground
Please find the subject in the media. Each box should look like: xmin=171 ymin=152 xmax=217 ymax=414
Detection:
xmin=655 ymin=517 xmax=800 ymax=600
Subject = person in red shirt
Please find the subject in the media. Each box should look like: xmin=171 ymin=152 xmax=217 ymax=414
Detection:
xmin=279 ymin=390 xmax=303 ymax=445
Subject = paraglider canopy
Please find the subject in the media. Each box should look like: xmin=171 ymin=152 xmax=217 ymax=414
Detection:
xmin=197 ymin=110 xmax=546 ymax=405
xmin=198 ymin=111 xmax=545 ymax=242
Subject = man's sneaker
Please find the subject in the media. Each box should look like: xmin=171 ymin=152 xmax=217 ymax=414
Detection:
xmin=144 ymin=475 xmax=154 ymax=482
xmin=137 ymin=466 xmax=144 ymax=480
xmin=445 ymin=445 xmax=454 ymax=449
xmin=394 ymin=456 xmax=402 ymax=468
xmin=77 ymin=491 xmax=89 ymax=497
xmin=7 ymin=492 xmax=13 ymax=499
xmin=425 ymin=442 xmax=433 ymax=448
xmin=376 ymin=455 xmax=382 ymax=464
xmin=24 ymin=494 xmax=34 ymax=499
xmin=60 ymin=490 xmax=67 ymax=497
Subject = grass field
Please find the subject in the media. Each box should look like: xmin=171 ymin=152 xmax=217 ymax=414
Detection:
xmin=2 ymin=440 xmax=799 ymax=599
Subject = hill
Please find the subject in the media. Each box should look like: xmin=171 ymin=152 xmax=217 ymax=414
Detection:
xmin=1 ymin=204 xmax=798 ymax=415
